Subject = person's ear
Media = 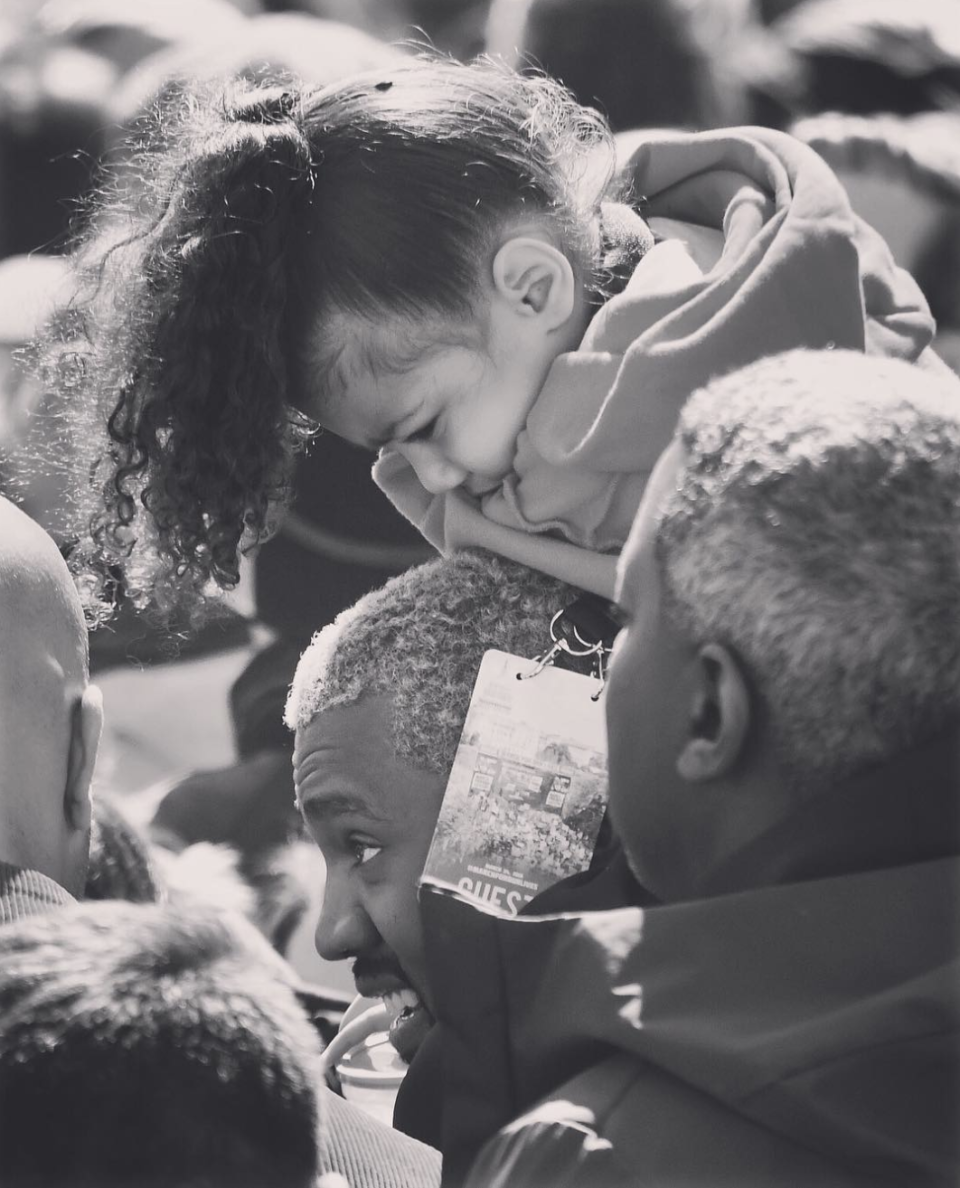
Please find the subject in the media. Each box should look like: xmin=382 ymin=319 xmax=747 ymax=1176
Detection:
xmin=491 ymin=236 xmax=578 ymax=331
xmin=676 ymin=644 xmax=751 ymax=781
xmin=64 ymin=684 xmax=103 ymax=832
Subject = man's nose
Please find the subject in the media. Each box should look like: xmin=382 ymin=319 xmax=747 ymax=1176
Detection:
xmin=314 ymin=871 xmax=378 ymax=962
xmin=396 ymin=442 xmax=468 ymax=495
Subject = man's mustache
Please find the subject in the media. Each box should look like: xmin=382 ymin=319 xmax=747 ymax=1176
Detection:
xmin=352 ymin=951 xmax=409 ymax=986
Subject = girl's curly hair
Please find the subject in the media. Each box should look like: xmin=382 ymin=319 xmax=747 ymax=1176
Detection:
xmin=35 ymin=84 xmax=317 ymax=621
xmin=34 ymin=58 xmax=617 ymax=622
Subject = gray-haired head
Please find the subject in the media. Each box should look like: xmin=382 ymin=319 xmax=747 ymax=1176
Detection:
xmin=285 ymin=550 xmax=577 ymax=776
xmin=649 ymin=348 xmax=960 ymax=786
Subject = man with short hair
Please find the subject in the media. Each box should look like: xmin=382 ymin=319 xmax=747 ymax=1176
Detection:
xmin=0 ymin=495 xmax=103 ymax=920
xmin=426 ymin=349 xmax=960 ymax=1186
xmin=605 ymin=347 xmax=960 ymax=898
xmin=286 ymin=550 xmax=643 ymax=1146
xmin=286 ymin=551 xmax=589 ymax=1059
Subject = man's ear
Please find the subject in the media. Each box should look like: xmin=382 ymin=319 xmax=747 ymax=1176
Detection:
xmin=64 ymin=684 xmax=103 ymax=832
xmin=676 ymin=644 xmax=751 ymax=782
xmin=491 ymin=236 xmax=578 ymax=331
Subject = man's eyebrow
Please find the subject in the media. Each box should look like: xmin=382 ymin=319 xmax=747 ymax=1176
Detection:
xmin=297 ymin=791 xmax=385 ymax=823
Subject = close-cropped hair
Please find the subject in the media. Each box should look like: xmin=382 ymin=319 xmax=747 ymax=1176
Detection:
xmin=38 ymin=56 xmax=616 ymax=620
xmin=0 ymin=900 xmax=322 ymax=1188
xmin=653 ymin=348 xmax=960 ymax=786
xmin=285 ymin=549 xmax=576 ymax=776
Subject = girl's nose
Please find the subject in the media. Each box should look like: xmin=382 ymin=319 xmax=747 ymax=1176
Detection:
xmin=396 ymin=442 xmax=468 ymax=494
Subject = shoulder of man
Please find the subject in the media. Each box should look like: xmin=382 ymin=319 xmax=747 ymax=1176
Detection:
xmin=319 ymin=1088 xmax=441 ymax=1188
xmin=462 ymin=1056 xmax=637 ymax=1188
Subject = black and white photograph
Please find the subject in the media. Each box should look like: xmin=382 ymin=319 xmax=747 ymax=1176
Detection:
xmin=0 ymin=0 xmax=957 ymax=1185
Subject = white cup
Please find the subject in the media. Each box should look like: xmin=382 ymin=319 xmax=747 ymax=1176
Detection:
xmin=336 ymin=1030 xmax=408 ymax=1129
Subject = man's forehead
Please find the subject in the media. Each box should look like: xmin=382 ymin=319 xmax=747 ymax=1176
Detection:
xmin=298 ymin=692 xmax=395 ymax=738
xmin=293 ymin=700 xmax=397 ymax=806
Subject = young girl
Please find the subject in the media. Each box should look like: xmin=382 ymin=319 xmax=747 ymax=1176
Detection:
xmin=44 ymin=55 xmax=936 ymax=613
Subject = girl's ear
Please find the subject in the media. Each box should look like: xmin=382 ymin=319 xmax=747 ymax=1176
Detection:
xmin=491 ymin=236 xmax=578 ymax=331
xmin=676 ymin=644 xmax=751 ymax=782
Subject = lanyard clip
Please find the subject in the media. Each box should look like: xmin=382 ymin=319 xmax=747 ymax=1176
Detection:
xmin=519 ymin=594 xmax=621 ymax=694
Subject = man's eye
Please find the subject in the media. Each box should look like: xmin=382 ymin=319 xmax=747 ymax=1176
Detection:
xmin=351 ymin=841 xmax=383 ymax=866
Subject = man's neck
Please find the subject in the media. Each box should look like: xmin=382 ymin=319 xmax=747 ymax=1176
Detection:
xmin=698 ymin=722 xmax=960 ymax=897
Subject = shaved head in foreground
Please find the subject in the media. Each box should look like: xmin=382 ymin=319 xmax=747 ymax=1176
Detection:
xmin=0 ymin=496 xmax=102 ymax=899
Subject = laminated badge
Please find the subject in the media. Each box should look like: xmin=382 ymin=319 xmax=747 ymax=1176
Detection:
xmin=421 ymin=648 xmax=608 ymax=916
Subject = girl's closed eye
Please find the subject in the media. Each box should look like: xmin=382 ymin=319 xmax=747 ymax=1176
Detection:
xmin=401 ymin=416 xmax=439 ymax=445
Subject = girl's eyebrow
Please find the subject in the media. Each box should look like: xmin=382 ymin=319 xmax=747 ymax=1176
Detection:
xmin=372 ymin=400 xmax=425 ymax=449
xmin=368 ymin=421 xmax=401 ymax=451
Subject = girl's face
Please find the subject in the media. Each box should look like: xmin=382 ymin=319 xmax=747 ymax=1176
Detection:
xmin=315 ymin=296 xmax=580 ymax=497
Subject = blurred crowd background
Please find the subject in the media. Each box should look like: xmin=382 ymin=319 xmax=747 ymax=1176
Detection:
xmin=1 ymin=0 xmax=959 ymax=991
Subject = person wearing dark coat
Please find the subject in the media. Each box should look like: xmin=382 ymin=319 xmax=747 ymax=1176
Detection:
xmin=422 ymin=350 xmax=960 ymax=1187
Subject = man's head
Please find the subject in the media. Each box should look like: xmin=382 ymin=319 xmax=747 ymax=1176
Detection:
xmin=0 ymin=496 xmax=102 ymax=895
xmin=606 ymin=349 xmax=960 ymax=901
xmin=286 ymin=550 xmax=574 ymax=1059
xmin=0 ymin=899 xmax=323 ymax=1188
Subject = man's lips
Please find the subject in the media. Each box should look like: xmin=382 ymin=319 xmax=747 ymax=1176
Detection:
xmin=352 ymin=963 xmax=433 ymax=1061
xmin=354 ymin=972 xmax=410 ymax=1000
xmin=381 ymin=987 xmax=421 ymax=1018
xmin=354 ymin=975 xmax=424 ymax=1031
xmin=386 ymin=996 xmax=432 ymax=1064
xmin=352 ymin=957 xmax=434 ymax=1060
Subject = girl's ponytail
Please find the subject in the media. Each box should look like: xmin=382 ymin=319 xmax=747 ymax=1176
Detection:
xmin=50 ymin=83 xmax=318 ymax=620
xmin=35 ymin=59 xmax=620 ymax=624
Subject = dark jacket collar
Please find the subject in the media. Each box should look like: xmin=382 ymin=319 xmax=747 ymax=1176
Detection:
xmin=701 ymin=721 xmax=960 ymax=898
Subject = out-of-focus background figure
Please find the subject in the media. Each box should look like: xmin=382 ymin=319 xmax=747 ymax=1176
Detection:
xmin=0 ymin=900 xmax=326 ymax=1188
